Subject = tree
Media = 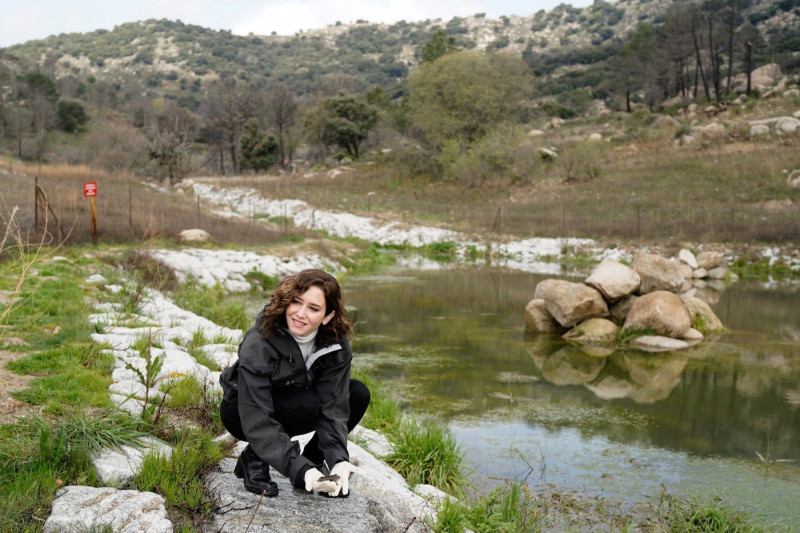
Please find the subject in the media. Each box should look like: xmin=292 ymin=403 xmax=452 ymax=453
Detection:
xmin=18 ymin=71 xmax=59 ymax=160
xmin=407 ymin=51 xmax=530 ymax=147
xmin=146 ymin=100 xmax=197 ymax=186
xmin=239 ymin=118 xmax=278 ymax=172
xmin=421 ymin=29 xmax=458 ymax=63
xmin=206 ymin=79 xmax=261 ymax=174
xmin=617 ymin=24 xmax=660 ymax=111
xmin=56 ymin=100 xmax=89 ymax=133
xmin=304 ymin=92 xmax=377 ymax=160
xmin=265 ymin=83 xmax=296 ymax=170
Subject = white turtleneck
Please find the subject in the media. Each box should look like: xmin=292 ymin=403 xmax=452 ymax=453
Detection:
xmin=290 ymin=329 xmax=318 ymax=369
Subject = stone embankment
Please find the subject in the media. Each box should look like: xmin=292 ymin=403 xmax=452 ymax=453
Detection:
xmin=525 ymin=249 xmax=730 ymax=352
xmin=43 ymin=272 xmax=439 ymax=533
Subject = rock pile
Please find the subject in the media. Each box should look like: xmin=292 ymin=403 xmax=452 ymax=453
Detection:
xmin=525 ymin=250 xmax=728 ymax=352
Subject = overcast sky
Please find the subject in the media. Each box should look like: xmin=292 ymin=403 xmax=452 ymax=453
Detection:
xmin=0 ymin=0 xmax=593 ymax=48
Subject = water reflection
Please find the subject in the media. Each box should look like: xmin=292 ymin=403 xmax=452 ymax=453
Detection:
xmin=527 ymin=340 xmax=691 ymax=404
xmin=338 ymin=266 xmax=800 ymax=525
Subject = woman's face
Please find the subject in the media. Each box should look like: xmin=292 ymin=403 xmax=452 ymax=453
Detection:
xmin=285 ymin=285 xmax=334 ymax=337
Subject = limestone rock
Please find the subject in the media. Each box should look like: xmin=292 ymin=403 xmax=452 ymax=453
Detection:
xmin=93 ymin=437 xmax=172 ymax=487
xmin=680 ymin=295 xmax=725 ymax=334
xmin=787 ymin=169 xmax=800 ymax=190
xmin=609 ymin=294 xmax=638 ymax=325
xmin=524 ymin=298 xmax=567 ymax=334
xmin=677 ymin=263 xmax=693 ymax=280
xmin=623 ymin=290 xmax=691 ymax=338
xmin=692 ymin=267 xmax=708 ymax=279
xmin=681 ymin=328 xmax=704 ymax=341
xmin=632 ymin=253 xmax=685 ymax=294
xmin=631 ymin=335 xmax=691 ymax=352
xmin=178 ymin=228 xmax=211 ymax=243
xmin=776 ymin=117 xmax=800 ymax=135
xmin=706 ymin=266 xmax=728 ymax=279
xmin=585 ymin=257 xmax=641 ymax=301
xmin=749 ymin=123 xmax=771 ymax=137
xmin=534 ymin=279 xmax=609 ymax=327
xmin=696 ymin=251 xmax=724 ymax=269
xmin=678 ymin=249 xmax=698 ymax=269
xmin=563 ymin=318 xmax=619 ymax=345
xmin=44 ymin=486 xmax=172 ymax=533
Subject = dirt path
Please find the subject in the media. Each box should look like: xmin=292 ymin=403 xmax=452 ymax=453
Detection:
xmin=0 ymin=337 xmax=33 ymax=425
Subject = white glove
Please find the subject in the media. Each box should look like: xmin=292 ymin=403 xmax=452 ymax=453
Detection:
xmin=303 ymin=467 xmax=338 ymax=493
xmin=327 ymin=461 xmax=365 ymax=497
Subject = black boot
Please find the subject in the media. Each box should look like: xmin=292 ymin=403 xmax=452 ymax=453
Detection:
xmin=234 ymin=445 xmax=279 ymax=496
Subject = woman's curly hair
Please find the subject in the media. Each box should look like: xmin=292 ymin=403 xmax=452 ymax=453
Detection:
xmin=258 ymin=269 xmax=352 ymax=346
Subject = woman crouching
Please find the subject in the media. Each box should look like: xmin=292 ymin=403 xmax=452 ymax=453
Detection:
xmin=220 ymin=269 xmax=370 ymax=497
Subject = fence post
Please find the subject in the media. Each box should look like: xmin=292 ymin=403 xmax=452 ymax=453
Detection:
xmin=730 ymin=207 xmax=734 ymax=241
xmin=34 ymin=177 xmax=38 ymax=230
xmin=128 ymin=184 xmax=133 ymax=229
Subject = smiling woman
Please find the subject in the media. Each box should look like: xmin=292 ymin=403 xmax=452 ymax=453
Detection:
xmin=218 ymin=268 xmax=371 ymax=499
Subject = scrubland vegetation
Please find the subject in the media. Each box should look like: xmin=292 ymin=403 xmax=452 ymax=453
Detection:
xmin=1 ymin=1 xmax=798 ymax=530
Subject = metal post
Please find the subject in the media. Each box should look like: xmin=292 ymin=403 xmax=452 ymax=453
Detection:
xmin=34 ymin=177 xmax=38 ymax=230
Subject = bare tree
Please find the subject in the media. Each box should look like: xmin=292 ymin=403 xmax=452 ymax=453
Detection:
xmin=266 ymin=83 xmax=297 ymax=170
xmin=206 ymin=80 xmax=262 ymax=174
xmin=146 ymin=101 xmax=197 ymax=186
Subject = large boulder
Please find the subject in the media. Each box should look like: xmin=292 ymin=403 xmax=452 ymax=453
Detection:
xmin=524 ymin=299 xmax=567 ymax=334
xmin=609 ymin=294 xmax=638 ymax=325
xmin=787 ymin=169 xmax=800 ymax=190
xmin=534 ymin=279 xmax=609 ymax=327
xmin=622 ymin=290 xmax=691 ymax=338
xmin=632 ymin=253 xmax=685 ymax=294
xmin=696 ymin=251 xmax=724 ymax=269
xmin=680 ymin=295 xmax=725 ymax=334
xmin=585 ymin=257 xmax=641 ymax=301
xmin=563 ymin=318 xmax=619 ymax=345
xmin=178 ymin=228 xmax=211 ymax=243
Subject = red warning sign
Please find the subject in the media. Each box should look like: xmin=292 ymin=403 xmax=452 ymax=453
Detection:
xmin=83 ymin=181 xmax=97 ymax=197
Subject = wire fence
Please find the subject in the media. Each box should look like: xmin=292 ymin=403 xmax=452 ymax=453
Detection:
xmin=486 ymin=202 xmax=800 ymax=243
xmin=0 ymin=169 xmax=284 ymax=247
xmin=2 ymin=166 xmax=798 ymax=248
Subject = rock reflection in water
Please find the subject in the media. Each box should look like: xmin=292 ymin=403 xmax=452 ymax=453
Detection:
xmin=526 ymin=340 xmax=688 ymax=404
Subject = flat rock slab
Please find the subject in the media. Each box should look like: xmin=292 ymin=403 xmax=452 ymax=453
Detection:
xmin=43 ymin=486 xmax=171 ymax=533
xmin=205 ymin=455 xmax=429 ymax=533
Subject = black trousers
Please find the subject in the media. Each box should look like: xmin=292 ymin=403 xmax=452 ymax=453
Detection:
xmin=220 ymin=379 xmax=370 ymax=465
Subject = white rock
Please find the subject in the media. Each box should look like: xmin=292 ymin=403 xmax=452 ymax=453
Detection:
xmin=678 ymin=249 xmax=698 ymax=269
xmin=93 ymin=437 xmax=172 ymax=487
xmin=44 ymin=486 xmax=172 ymax=533
xmin=633 ymin=335 xmax=691 ymax=352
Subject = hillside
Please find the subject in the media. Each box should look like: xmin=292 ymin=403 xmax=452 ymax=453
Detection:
xmin=2 ymin=0 xmax=798 ymax=103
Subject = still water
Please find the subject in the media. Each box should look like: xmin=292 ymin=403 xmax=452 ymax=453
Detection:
xmin=342 ymin=266 xmax=800 ymax=528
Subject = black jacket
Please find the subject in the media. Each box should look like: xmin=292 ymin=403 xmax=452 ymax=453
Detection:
xmin=219 ymin=323 xmax=352 ymax=487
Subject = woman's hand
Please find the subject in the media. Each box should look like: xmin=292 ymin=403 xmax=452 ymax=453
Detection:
xmin=304 ymin=467 xmax=339 ymax=493
xmin=327 ymin=461 xmax=365 ymax=497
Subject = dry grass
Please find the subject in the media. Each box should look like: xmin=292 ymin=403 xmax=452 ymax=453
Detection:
xmin=0 ymin=161 xmax=289 ymax=247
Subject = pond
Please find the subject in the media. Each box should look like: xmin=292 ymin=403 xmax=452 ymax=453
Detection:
xmin=341 ymin=265 xmax=800 ymax=529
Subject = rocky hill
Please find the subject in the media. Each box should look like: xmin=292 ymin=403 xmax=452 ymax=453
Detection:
xmin=2 ymin=0 xmax=798 ymax=103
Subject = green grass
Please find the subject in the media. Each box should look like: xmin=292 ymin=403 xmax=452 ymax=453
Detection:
xmin=385 ymin=416 xmax=467 ymax=497
xmin=169 ymin=281 xmax=250 ymax=331
xmin=0 ymin=410 xmax=150 ymax=533
xmin=662 ymin=496 xmax=768 ymax=533
xmin=431 ymin=481 xmax=543 ymax=533
xmin=132 ymin=429 xmax=223 ymax=523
